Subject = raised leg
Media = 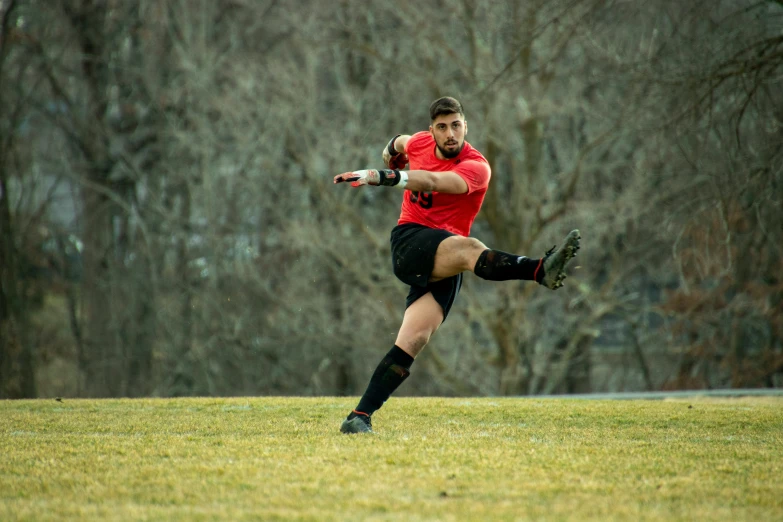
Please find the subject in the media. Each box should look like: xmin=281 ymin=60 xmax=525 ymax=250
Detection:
xmin=429 ymin=235 xmax=488 ymax=282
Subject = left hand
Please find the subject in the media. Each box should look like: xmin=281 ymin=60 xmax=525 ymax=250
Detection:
xmin=382 ymin=135 xmax=399 ymax=167
xmin=388 ymin=153 xmax=408 ymax=169
xmin=333 ymin=169 xmax=381 ymax=187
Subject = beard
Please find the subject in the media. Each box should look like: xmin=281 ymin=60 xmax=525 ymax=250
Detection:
xmin=436 ymin=139 xmax=464 ymax=159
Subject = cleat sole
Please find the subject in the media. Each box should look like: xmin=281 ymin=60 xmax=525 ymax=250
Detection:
xmin=541 ymin=230 xmax=581 ymax=290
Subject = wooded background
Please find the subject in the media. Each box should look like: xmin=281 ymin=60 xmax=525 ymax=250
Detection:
xmin=1 ymin=0 xmax=781 ymax=399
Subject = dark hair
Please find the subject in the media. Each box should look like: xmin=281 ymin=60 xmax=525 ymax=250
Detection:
xmin=429 ymin=96 xmax=464 ymax=121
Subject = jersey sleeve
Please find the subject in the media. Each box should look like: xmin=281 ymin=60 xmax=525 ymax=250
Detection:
xmin=403 ymin=131 xmax=428 ymax=156
xmin=454 ymin=160 xmax=491 ymax=194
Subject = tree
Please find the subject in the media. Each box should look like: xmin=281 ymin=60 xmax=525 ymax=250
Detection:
xmin=0 ymin=0 xmax=37 ymax=398
xmin=2 ymin=0 xmax=780 ymax=398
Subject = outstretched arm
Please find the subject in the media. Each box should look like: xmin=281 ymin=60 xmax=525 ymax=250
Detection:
xmin=333 ymin=169 xmax=468 ymax=194
xmin=403 ymin=170 xmax=467 ymax=193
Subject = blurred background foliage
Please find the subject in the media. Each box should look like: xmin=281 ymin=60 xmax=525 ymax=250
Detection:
xmin=1 ymin=0 xmax=781 ymax=398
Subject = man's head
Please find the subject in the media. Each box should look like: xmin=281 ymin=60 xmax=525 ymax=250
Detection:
xmin=429 ymin=96 xmax=467 ymax=159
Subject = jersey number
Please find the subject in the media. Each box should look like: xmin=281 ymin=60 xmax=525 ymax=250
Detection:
xmin=409 ymin=191 xmax=433 ymax=209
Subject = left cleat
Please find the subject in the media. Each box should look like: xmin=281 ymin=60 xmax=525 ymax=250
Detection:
xmin=539 ymin=229 xmax=581 ymax=290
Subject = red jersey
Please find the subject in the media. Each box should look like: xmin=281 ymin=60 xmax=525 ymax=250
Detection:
xmin=398 ymin=131 xmax=491 ymax=237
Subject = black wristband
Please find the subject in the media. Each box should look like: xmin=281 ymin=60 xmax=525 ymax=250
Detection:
xmin=387 ymin=134 xmax=401 ymax=157
xmin=378 ymin=169 xmax=401 ymax=187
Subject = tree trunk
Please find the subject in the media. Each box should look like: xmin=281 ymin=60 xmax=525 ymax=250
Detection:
xmin=0 ymin=174 xmax=37 ymax=399
xmin=0 ymin=0 xmax=35 ymax=399
xmin=80 ymin=187 xmax=120 ymax=396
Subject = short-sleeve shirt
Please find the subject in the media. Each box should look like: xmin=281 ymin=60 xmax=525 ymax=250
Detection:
xmin=398 ymin=131 xmax=491 ymax=237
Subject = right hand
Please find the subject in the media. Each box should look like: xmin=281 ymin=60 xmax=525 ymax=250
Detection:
xmin=333 ymin=169 xmax=381 ymax=187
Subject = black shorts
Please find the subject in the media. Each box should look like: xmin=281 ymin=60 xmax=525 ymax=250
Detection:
xmin=390 ymin=224 xmax=463 ymax=321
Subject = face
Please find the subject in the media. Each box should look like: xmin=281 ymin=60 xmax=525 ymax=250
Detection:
xmin=430 ymin=113 xmax=467 ymax=159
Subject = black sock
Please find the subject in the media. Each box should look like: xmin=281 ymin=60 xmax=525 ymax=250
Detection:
xmin=473 ymin=249 xmax=544 ymax=282
xmin=351 ymin=345 xmax=414 ymax=418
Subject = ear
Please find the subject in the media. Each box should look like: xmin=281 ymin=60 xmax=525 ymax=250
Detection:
xmin=429 ymin=125 xmax=434 ymax=138
xmin=464 ymin=120 xmax=468 ymax=136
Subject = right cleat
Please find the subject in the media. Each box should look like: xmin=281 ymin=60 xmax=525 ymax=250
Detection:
xmin=539 ymin=229 xmax=581 ymax=290
xmin=340 ymin=413 xmax=373 ymax=434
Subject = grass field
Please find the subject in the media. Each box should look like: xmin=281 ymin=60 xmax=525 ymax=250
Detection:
xmin=1 ymin=396 xmax=782 ymax=521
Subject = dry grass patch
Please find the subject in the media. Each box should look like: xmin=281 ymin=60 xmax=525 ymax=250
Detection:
xmin=1 ymin=396 xmax=781 ymax=521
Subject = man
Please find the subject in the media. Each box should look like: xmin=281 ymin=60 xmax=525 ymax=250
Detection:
xmin=333 ymin=96 xmax=580 ymax=434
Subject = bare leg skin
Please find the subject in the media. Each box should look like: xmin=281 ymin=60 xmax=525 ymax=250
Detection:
xmin=394 ymin=236 xmax=487 ymax=358
xmin=430 ymin=235 xmax=488 ymax=282
xmin=394 ymin=292 xmax=444 ymax=358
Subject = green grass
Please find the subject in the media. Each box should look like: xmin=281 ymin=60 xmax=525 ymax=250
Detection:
xmin=1 ymin=397 xmax=782 ymax=521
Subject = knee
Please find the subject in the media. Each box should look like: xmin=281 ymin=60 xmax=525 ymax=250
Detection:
xmin=411 ymin=329 xmax=433 ymax=350
xmin=450 ymin=236 xmax=485 ymax=249
xmin=459 ymin=237 xmax=488 ymax=269
xmin=401 ymin=329 xmax=434 ymax=356
xmin=463 ymin=237 xmax=487 ymax=253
